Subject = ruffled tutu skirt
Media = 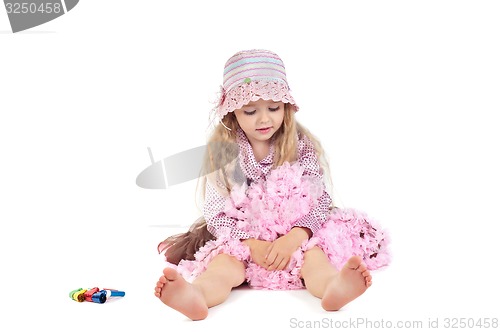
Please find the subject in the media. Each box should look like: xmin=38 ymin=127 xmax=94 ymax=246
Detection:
xmin=164 ymin=162 xmax=391 ymax=290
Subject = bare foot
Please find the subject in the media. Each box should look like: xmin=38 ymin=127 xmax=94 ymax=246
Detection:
xmin=321 ymin=256 xmax=372 ymax=311
xmin=154 ymin=268 xmax=208 ymax=320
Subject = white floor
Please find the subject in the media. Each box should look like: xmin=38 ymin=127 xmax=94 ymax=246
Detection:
xmin=3 ymin=220 xmax=498 ymax=332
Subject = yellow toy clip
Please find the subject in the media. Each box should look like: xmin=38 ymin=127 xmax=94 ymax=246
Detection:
xmin=69 ymin=288 xmax=86 ymax=302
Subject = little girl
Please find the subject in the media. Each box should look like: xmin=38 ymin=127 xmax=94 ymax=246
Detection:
xmin=154 ymin=49 xmax=390 ymax=320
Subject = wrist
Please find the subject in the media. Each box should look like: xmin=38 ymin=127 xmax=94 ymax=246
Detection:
xmin=242 ymin=238 xmax=256 ymax=248
xmin=289 ymin=227 xmax=311 ymax=241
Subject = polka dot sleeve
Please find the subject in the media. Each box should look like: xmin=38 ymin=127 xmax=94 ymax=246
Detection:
xmin=293 ymin=135 xmax=333 ymax=234
xmin=203 ymin=176 xmax=251 ymax=239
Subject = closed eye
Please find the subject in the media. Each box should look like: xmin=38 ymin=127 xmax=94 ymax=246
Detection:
xmin=243 ymin=110 xmax=256 ymax=115
xmin=269 ymin=106 xmax=280 ymax=112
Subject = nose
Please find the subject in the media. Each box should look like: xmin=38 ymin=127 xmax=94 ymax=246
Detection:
xmin=258 ymin=110 xmax=270 ymax=124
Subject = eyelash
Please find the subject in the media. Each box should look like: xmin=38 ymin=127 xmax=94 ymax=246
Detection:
xmin=244 ymin=106 xmax=280 ymax=115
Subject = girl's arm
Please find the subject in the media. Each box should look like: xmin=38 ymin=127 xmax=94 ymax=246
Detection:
xmin=293 ymin=191 xmax=332 ymax=233
xmin=203 ymin=178 xmax=251 ymax=239
xmin=292 ymin=135 xmax=333 ymax=233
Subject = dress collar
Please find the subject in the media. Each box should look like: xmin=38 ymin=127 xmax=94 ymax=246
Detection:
xmin=236 ymin=128 xmax=274 ymax=181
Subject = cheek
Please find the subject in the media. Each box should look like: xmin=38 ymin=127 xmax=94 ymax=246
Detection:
xmin=236 ymin=118 xmax=253 ymax=130
xmin=274 ymin=111 xmax=285 ymax=124
xmin=234 ymin=112 xmax=247 ymax=126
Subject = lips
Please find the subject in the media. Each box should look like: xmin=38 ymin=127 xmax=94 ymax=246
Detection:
xmin=257 ymin=127 xmax=272 ymax=133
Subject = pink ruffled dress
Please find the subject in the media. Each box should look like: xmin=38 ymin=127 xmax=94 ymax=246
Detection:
xmin=164 ymin=129 xmax=391 ymax=290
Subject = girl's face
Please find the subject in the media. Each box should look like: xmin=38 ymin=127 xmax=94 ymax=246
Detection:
xmin=234 ymin=99 xmax=285 ymax=146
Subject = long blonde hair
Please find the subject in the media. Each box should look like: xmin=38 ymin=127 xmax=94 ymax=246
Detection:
xmin=196 ymin=103 xmax=333 ymax=205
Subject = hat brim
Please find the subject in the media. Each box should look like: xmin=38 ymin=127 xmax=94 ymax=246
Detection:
xmin=216 ymin=80 xmax=298 ymax=119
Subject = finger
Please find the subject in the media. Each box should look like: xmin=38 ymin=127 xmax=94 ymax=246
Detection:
xmin=276 ymin=257 xmax=287 ymax=270
xmin=268 ymin=256 xmax=284 ymax=271
xmin=265 ymin=244 xmax=274 ymax=260
xmin=276 ymin=258 xmax=289 ymax=270
xmin=265 ymin=251 xmax=277 ymax=265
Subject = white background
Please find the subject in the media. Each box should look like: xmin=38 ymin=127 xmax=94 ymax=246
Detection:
xmin=1 ymin=1 xmax=499 ymax=331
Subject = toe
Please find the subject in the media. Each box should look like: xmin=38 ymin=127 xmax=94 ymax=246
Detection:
xmin=163 ymin=268 xmax=179 ymax=281
xmin=349 ymin=256 xmax=363 ymax=268
xmin=366 ymin=275 xmax=373 ymax=286
xmin=357 ymin=262 xmax=368 ymax=273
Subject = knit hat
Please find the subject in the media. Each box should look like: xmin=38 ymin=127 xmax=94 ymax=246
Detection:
xmin=213 ymin=49 xmax=299 ymax=120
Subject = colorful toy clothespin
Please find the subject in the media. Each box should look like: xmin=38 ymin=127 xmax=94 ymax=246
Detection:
xmin=102 ymin=289 xmax=126 ymax=299
xmin=70 ymin=287 xmax=125 ymax=303
xmin=69 ymin=288 xmax=86 ymax=302
xmin=84 ymin=287 xmax=100 ymax=302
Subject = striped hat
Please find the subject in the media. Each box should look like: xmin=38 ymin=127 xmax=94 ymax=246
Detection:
xmin=214 ymin=49 xmax=298 ymax=119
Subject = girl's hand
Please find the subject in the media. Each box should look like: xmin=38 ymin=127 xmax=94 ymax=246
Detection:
xmin=242 ymin=238 xmax=273 ymax=268
xmin=265 ymin=227 xmax=311 ymax=271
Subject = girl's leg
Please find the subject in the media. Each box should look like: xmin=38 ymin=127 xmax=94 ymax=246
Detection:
xmin=301 ymin=246 xmax=372 ymax=311
xmin=192 ymin=253 xmax=246 ymax=306
xmin=154 ymin=253 xmax=246 ymax=320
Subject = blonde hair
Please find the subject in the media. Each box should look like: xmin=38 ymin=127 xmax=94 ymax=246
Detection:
xmin=195 ymin=103 xmax=333 ymax=207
